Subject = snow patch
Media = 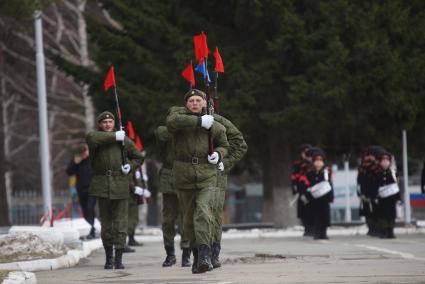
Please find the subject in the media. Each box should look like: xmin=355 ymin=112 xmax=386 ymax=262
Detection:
xmin=0 ymin=233 xmax=67 ymax=264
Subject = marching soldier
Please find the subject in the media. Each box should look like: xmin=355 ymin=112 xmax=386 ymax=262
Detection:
xmin=300 ymin=148 xmax=334 ymax=240
xmin=167 ymin=106 xmax=248 ymax=268
xmin=166 ymin=89 xmax=229 ymax=274
xmin=291 ymin=144 xmax=313 ymax=236
xmin=155 ymin=125 xmax=191 ymax=267
xmin=210 ymin=113 xmax=247 ymax=268
xmin=375 ymin=151 xmax=400 ymax=239
xmin=124 ymin=163 xmax=148 ymax=253
xmin=86 ymin=111 xmax=144 ymax=269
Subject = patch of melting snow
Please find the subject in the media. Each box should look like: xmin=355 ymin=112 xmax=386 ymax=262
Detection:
xmin=0 ymin=233 xmax=67 ymax=263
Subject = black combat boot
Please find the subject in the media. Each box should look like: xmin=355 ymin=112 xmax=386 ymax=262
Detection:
xmin=191 ymin=248 xmax=198 ymax=274
xmin=387 ymin=227 xmax=396 ymax=239
xmin=114 ymin=248 xmax=125 ymax=269
xmin=197 ymin=244 xmax=213 ymax=273
xmin=128 ymin=234 xmax=143 ymax=246
xmin=123 ymin=245 xmax=136 ymax=253
xmin=104 ymin=246 xmax=114 ymax=269
xmin=211 ymin=242 xmax=222 ymax=268
xmin=181 ymin=248 xmax=191 ymax=267
xmin=320 ymin=227 xmax=329 ymax=240
xmin=162 ymin=246 xmax=177 ymax=267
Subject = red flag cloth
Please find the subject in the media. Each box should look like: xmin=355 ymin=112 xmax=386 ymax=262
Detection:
xmin=104 ymin=66 xmax=116 ymax=91
xmin=214 ymin=47 xmax=224 ymax=73
xmin=181 ymin=61 xmax=195 ymax=87
xmin=193 ymin=31 xmax=209 ymax=62
xmin=126 ymin=121 xmax=135 ymax=140
xmin=135 ymin=135 xmax=143 ymax=151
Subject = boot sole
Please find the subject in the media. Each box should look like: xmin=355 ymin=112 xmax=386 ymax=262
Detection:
xmin=197 ymin=263 xmax=210 ymax=273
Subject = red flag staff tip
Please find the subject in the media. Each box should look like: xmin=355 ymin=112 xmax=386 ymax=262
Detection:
xmin=181 ymin=60 xmax=195 ymax=90
xmin=194 ymin=31 xmax=213 ymax=154
xmin=127 ymin=121 xmax=135 ymax=140
xmin=104 ymin=65 xmax=126 ymax=164
xmin=213 ymin=47 xmax=224 ymax=114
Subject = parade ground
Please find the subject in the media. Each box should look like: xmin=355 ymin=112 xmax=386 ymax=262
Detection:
xmin=35 ymin=233 xmax=425 ymax=284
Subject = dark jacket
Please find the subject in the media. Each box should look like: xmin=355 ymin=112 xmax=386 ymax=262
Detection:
xmin=66 ymin=158 xmax=93 ymax=193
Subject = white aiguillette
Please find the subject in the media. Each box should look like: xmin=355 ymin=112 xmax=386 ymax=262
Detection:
xmin=378 ymin=183 xmax=400 ymax=198
xmin=308 ymin=181 xmax=332 ymax=199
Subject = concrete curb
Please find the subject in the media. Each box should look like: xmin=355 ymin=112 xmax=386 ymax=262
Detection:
xmin=0 ymin=239 xmax=102 ymax=272
xmin=1 ymin=272 xmax=36 ymax=284
xmin=0 ymin=239 xmax=103 ymax=284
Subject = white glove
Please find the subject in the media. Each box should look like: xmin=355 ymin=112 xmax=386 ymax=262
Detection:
xmin=115 ymin=130 xmax=125 ymax=141
xmin=143 ymin=189 xmax=152 ymax=198
xmin=135 ymin=170 xmax=141 ymax=180
xmin=207 ymin=152 xmax=220 ymax=165
xmin=201 ymin=115 xmax=214 ymax=130
xmin=134 ymin=186 xmax=144 ymax=196
xmin=218 ymin=162 xmax=224 ymax=172
xmin=121 ymin=163 xmax=131 ymax=175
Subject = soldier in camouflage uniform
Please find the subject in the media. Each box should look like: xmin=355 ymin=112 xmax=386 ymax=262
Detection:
xmin=124 ymin=164 xmax=147 ymax=253
xmin=86 ymin=111 xmax=144 ymax=269
xmin=155 ymin=126 xmax=191 ymax=267
xmin=166 ymin=89 xmax=229 ymax=274
xmin=210 ymin=114 xmax=247 ymax=268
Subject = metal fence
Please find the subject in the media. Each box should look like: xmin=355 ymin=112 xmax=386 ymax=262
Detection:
xmin=10 ymin=189 xmax=72 ymax=225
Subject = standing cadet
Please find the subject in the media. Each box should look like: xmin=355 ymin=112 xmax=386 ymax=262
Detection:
xmin=357 ymin=146 xmax=383 ymax=237
xmin=375 ymin=151 xmax=400 ymax=239
xmin=155 ymin=125 xmax=191 ymax=267
xmin=301 ymin=148 xmax=334 ymax=240
xmin=290 ymin=144 xmax=313 ymax=236
xmin=210 ymin=113 xmax=247 ymax=268
xmin=86 ymin=111 xmax=144 ymax=269
xmin=166 ymin=89 xmax=229 ymax=274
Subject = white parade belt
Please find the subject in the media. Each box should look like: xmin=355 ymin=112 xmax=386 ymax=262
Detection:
xmin=378 ymin=183 xmax=399 ymax=198
xmin=308 ymin=181 xmax=332 ymax=199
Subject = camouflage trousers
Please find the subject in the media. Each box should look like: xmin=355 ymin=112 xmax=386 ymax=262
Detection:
xmin=128 ymin=194 xmax=139 ymax=236
xmin=178 ymin=187 xmax=215 ymax=248
xmin=98 ymin=198 xmax=128 ymax=249
xmin=162 ymin=193 xmax=189 ymax=248
xmin=211 ymin=172 xmax=227 ymax=245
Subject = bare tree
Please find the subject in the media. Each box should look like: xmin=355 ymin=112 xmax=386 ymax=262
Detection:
xmin=0 ymin=0 xmax=97 ymax=224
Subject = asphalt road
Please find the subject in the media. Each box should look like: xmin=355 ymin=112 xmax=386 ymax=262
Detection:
xmin=36 ymin=234 xmax=425 ymax=284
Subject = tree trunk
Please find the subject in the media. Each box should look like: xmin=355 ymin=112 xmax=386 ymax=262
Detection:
xmin=77 ymin=0 xmax=95 ymax=132
xmin=262 ymin=130 xmax=298 ymax=228
xmin=0 ymin=75 xmax=11 ymax=226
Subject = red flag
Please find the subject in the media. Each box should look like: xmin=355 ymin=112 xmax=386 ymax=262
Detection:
xmin=126 ymin=121 xmax=135 ymax=140
xmin=104 ymin=66 xmax=116 ymax=91
xmin=193 ymin=31 xmax=209 ymax=62
xmin=181 ymin=61 xmax=195 ymax=87
xmin=135 ymin=135 xmax=143 ymax=151
xmin=214 ymin=47 xmax=224 ymax=73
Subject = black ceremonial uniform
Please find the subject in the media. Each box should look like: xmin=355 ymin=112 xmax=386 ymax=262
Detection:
xmin=376 ymin=167 xmax=400 ymax=239
xmin=357 ymin=159 xmax=379 ymax=236
xmin=305 ymin=166 xmax=334 ymax=240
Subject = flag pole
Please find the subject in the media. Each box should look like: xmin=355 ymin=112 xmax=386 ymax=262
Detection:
xmin=214 ymin=71 xmax=219 ymax=114
xmin=112 ymin=82 xmax=126 ymax=165
xmin=203 ymin=57 xmax=214 ymax=155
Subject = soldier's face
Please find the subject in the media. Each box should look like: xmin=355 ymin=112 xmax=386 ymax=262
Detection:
xmin=99 ymin=118 xmax=115 ymax=132
xmin=186 ymin=95 xmax=205 ymax=113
